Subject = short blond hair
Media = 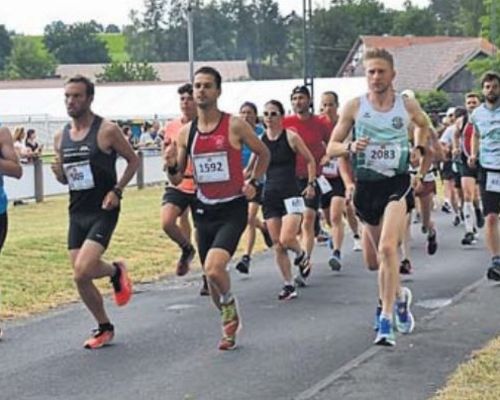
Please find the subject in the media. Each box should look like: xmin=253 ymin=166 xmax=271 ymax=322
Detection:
xmin=364 ymin=47 xmax=394 ymax=69
xmin=13 ymin=126 xmax=25 ymax=142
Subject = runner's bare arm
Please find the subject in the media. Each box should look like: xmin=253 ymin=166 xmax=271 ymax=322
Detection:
xmin=231 ymin=116 xmax=270 ymax=181
xmin=51 ymin=130 xmax=67 ymax=184
xmin=469 ymin=122 xmax=480 ymax=167
xmin=104 ymin=122 xmax=140 ymax=191
xmin=452 ymin=117 xmax=463 ymax=157
xmin=327 ymin=98 xmax=364 ymax=157
xmin=405 ymin=98 xmax=431 ymax=176
xmin=0 ymin=127 xmax=22 ymax=179
xmin=165 ymin=123 xmax=189 ymax=185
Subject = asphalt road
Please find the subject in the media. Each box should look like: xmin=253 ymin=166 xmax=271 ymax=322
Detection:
xmin=0 ymin=212 xmax=496 ymax=400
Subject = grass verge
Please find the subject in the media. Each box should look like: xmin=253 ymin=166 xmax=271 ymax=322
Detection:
xmin=0 ymin=185 xmax=266 ymax=317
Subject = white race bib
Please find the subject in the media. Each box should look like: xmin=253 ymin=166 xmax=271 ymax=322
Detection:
xmin=322 ymin=159 xmax=338 ymax=177
xmin=192 ymin=151 xmax=230 ymax=183
xmin=284 ymin=196 xmax=305 ymax=214
xmin=486 ymin=171 xmax=500 ymax=193
xmin=63 ymin=161 xmax=95 ymax=191
xmin=423 ymin=171 xmax=436 ymax=183
xmin=316 ymin=175 xmax=333 ymax=194
xmin=364 ymin=142 xmax=401 ymax=174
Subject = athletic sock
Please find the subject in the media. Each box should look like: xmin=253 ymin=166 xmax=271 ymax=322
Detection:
xmin=220 ymin=291 xmax=234 ymax=305
xmin=98 ymin=322 xmax=114 ymax=332
xmin=463 ymin=201 xmax=475 ymax=232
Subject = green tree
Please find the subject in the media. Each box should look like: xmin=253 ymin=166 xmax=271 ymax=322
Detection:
xmin=0 ymin=25 xmax=13 ymax=72
xmin=479 ymin=0 xmax=500 ymax=46
xmin=43 ymin=21 xmax=110 ymax=64
xmin=456 ymin=0 xmax=486 ymax=36
xmin=5 ymin=36 xmax=56 ymax=79
xmin=392 ymin=1 xmax=438 ymax=36
xmin=415 ymin=90 xmax=451 ymax=113
xmin=467 ymin=54 xmax=500 ymax=87
xmin=96 ymin=61 xmax=159 ymax=82
xmin=105 ymin=24 xmax=121 ymax=33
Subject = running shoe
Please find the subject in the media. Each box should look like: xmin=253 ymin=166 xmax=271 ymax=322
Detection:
xmin=427 ymin=229 xmax=438 ymax=255
xmin=111 ymin=261 xmax=133 ymax=307
xmin=200 ymin=275 xmax=210 ymax=296
xmin=487 ymin=258 xmax=500 ymax=281
xmin=176 ymin=244 xmax=195 ymax=276
xmin=328 ymin=250 xmax=342 ymax=271
xmin=374 ymin=316 xmax=396 ymax=346
xmin=218 ymin=298 xmax=241 ymax=351
xmin=476 ymin=208 xmax=485 ymax=229
xmin=278 ymin=285 xmax=297 ymax=300
xmin=316 ymin=229 xmax=330 ymax=245
xmin=399 ymin=258 xmax=413 ymax=275
xmin=394 ymin=287 xmax=415 ymax=334
xmin=294 ymin=251 xmax=311 ymax=278
xmin=235 ymin=255 xmax=251 ymax=275
xmin=294 ymin=274 xmax=307 ymax=288
xmin=421 ymin=225 xmax=428 ymax=234
xmin=353 ymin=236 xmax=362 ymax=252
xmin=452 ymin=215 xmax=461 ymax=226
xmin=83 ymin=326 xmax=114 ymax=349
xmin=441 ymin=202 xmax=452 ymax=214
xmin=461 ymin=231 xmax=476 ymax=246
xmin=260 ymin=223 xmax=274 ymax=248
xmin=413 ymin=212 xmax=421 ymax=224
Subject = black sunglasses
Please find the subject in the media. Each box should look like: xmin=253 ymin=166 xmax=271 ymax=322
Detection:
xmin=263 ymin=111 xmax=280 ymax=117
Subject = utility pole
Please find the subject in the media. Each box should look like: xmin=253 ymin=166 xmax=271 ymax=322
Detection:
xmin=187 ymin=0 xmax=194 ymax=82
xmin=492 ymin=0 xmax=497 ymax=58
xmin=303 ymin=0 xmax=314 ymax=112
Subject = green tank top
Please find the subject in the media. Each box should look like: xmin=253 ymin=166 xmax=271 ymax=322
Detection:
xmin=353 ymin=93 xmax=410 ymax=181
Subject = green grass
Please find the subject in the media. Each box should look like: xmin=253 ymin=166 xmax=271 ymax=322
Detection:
xmin=0 ymin=185 xmax=266 ymax=317
xmin=24 ymin=34 xmax=129 ymax=63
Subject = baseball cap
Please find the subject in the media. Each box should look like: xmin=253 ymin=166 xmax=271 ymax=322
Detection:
xmin=401 ymin=89 xmax=415 ymax=99
xmin=291 ymin=85 xmax=311 ymax=98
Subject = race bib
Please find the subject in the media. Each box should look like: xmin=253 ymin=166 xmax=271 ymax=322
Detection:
xmin=363 ymin=142 xmax=401 ymax=175
xmin=322 ymin=159 xmax=338 ymax=177
xmin=316 ymin=175 xmax=333 ymax=194
xmin=63 ymin=161 xmax=95 ymax=191
xmin=192 ymin=151 xmax=230 ymax=183
xmin=486 ymin=171 xmax=500 ymax=193
xmin=284 ymin=196 xmax=305 ymax=214
xmin=423 ymin=171 xmax=436 ymax=183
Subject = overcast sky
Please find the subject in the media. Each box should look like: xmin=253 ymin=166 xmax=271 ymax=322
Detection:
xmin=0 ymin=0 xmax=430 ymax=35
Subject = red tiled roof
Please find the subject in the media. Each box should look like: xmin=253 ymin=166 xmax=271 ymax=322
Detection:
xmin=361 ymin=35 xmax=463 ymax=49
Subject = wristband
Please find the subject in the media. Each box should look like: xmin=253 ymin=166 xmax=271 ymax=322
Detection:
xmin=346 ymin=142 xmax=353 ymax=154
xmin=167 ymin=163 xmax=179 ymax=175
xmin=307 ymin=180 xmax=316 ymax=188
xmin=112 ymin=186 xmax=123 ymax=200
xmin=249 ymin=178 xmax=261 ymax=189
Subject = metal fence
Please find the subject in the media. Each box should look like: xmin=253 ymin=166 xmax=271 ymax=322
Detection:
xmin=4 ymin=150 xmax=166 ymax=202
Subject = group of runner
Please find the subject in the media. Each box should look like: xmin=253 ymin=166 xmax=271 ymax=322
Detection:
xmin=1 ymin=47 xmax=499 ymax=350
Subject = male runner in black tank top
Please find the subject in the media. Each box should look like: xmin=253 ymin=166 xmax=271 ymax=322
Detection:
xmin=51 ymin=75 xmax=139 ymax=349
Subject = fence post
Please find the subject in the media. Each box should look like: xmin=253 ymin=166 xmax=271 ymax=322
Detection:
xmin=34 ymin=158 xmax=44 ymax=203
xmin=136 ymin=151 xmax=144 ymax=189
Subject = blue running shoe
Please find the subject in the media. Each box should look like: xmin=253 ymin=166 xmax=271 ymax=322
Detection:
xmin=394 ymin=287 xmax=415 ymax=334
xmin=374 ymin=316 xmax=396 ymax=346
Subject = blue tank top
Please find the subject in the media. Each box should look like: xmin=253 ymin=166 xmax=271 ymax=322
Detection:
xmin=241 ymin=124 xmax=265 ymax=167
xmin=0 ymin=174 xmax=7 ymax=214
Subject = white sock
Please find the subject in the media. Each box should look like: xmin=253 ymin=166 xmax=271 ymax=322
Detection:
xmin=463 ymin=202 xmax=475 ymax=233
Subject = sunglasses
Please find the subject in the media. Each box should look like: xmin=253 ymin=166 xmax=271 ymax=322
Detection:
xmin=263 ymin=111 xmax=280 ymax=117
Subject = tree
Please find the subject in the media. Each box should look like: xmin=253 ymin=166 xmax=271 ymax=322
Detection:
xmin=4 ymin=36 xmax=56 ymax=79
xmin=479 ymin=0 xmax=500 ymax=46
xmin=43 ymin=21 xmax=110 ymax=64
xmin=391 ymin=2 xmax=438 ymax=36
xmin=96 ymin=61 xmax=159 ymax=82
xmin=415 ymin=90 xmax=451 ymax=113
xmin=0 ymin=25 xmax=13 ymax=72
xmin=105 ymin=24 xmax=121 ymax=33
xmin=467 ymin=54 xmax=500 ymax=88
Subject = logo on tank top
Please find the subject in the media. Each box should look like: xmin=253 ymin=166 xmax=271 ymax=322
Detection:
xmin=363 ymin=112 xmax=371 ymax=119
xmin=392 ymin=116 xmax=404 ymax=129
xmin=80 ymin=145 xmax=90 ymax=152
xmin=215 ymin=136 xmax=225 ymax=149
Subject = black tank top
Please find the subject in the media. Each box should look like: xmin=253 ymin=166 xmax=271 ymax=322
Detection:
xmin=262 ymin=130 xmax=299 ymax=195
xmin=61 ymin=115 xmax=117 ymax=213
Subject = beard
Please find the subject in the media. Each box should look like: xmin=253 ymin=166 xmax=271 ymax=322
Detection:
xmin=486 ymin=94 xmax=499 ymax=104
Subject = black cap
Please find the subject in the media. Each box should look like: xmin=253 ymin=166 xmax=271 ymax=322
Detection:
xmin=291 ymin=85 xmax=310 ymax=98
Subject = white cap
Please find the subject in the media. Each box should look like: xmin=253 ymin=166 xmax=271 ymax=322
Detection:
xmin=446 ymin=107 xmax=456 ymax=116
xmin=401 ymin=89 xmax=415 ymax=99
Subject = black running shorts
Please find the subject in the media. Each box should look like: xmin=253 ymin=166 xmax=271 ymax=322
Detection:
xmin=191 ymin=197 xmax=248 ymax=265
xmin=0 ymin=212 xmax=7 ymax=252
xmin=68 ymin=209 xmax=119 ymax=250
xmin=162 ymin=186 xmax=196 ymax=213
xmin=296 ymin=177 xmax=320 ymax=210
xmin=354 ymin=174 xmax=412 ymax=226
xmin=320 ymin=177 xmax=345 ymax=209
xmin=478 ymin=167 xmax=500 ymax=216
xmin=459 ymin=153 xmax=478 ymax=179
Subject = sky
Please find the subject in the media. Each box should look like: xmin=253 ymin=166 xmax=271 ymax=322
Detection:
xmin=0 ymin=0 xmax=430 ymax=35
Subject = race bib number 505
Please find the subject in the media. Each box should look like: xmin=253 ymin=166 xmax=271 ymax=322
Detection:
xmin=192 ymin=151 xmax=230 ymax=183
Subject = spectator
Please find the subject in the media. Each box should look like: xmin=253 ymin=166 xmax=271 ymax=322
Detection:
xmin=12 ymin=126 xmax=31 ymax=162
xmin=150 ymin=120 xmax=163 ymax=146
xmin=138 ymin=121 xmax=155 ymax=149
xmin=25 ymin=129 xmax=43 ymax=161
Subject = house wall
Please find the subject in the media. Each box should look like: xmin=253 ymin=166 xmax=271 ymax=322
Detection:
xmin=440 ymin=66 xmax=479 ymax=105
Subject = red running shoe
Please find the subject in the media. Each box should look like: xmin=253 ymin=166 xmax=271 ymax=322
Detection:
xmin=111 ymin=261 xmax=133 ymax=306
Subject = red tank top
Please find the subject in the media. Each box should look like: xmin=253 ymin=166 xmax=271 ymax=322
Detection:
xmin=191 ymin=113 xmax=244 ymax=203
xmin=462 ymin=121 xmax=474 ymax=157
